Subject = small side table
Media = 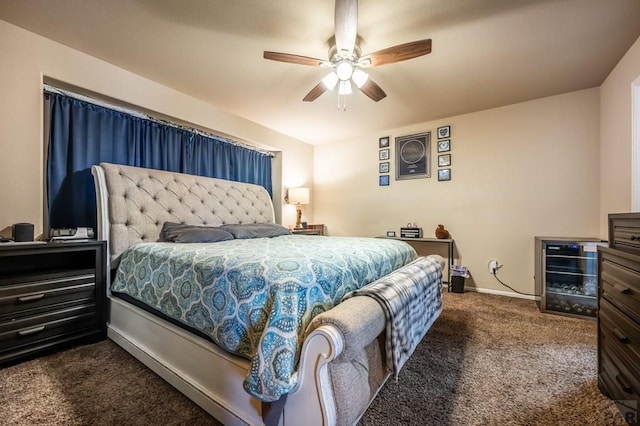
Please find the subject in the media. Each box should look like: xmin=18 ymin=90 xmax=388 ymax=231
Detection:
xmin=378 ymin=236 xmax=454 ymax=284
xmin=291 ymin=224 xmax=325 ymax=236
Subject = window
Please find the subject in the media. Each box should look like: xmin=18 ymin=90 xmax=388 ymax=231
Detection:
xmin=44 ymin=87 xmax=273 ymax=231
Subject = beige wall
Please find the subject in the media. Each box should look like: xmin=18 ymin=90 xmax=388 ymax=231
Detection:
xmin=314 ymin=88 xmax=601 ymax=295
xmin=600 ymin=36 xmax=640 ymax=235
xmin=0 ymin=19 xmax=314 ymax=236
xmin=3 ymin=16 xmax=632 ymax=298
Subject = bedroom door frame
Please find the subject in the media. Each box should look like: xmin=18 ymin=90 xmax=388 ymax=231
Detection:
xmin=633 ymin=75 xmax=640 ymax=211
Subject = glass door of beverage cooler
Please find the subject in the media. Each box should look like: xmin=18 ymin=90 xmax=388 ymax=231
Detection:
xmin=542 ymin=241 xmax=605 ymax=317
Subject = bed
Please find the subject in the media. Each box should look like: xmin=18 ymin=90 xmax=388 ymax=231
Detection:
xmin=92 ymin=162 xmax=443 ymax=426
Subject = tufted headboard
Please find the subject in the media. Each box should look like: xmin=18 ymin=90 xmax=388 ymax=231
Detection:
xmin=92 ymin=162 xmax=275 ymax=266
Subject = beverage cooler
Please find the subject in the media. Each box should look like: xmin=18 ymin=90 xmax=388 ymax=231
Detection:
xmin=534 ymin=237 xmax=606 ymax=319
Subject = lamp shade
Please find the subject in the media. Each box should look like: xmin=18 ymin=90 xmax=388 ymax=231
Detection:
xmin=352 ymin=69 xmax=369 ymax=88
xmin=338 ymin=80 xmax=352 ymax=95
xmin=287 ymin=187 xmax=309 ymax=205
xmin=322 ymin=71 xmax=339 ymax=90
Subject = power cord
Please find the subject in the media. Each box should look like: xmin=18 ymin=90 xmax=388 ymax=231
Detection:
xmin=491 ymin=265 xmax=536 ymax=297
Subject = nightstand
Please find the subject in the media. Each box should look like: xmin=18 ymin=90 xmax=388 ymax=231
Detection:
xmin=291 ymin=224 xmax=325 ymax=236
xmin=0 ymin=240 xmax=107 ymax=366
xmin=378 ymin=236 xmax=454 ymax=284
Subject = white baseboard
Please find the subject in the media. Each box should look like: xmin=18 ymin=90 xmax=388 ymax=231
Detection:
xmin=459 ymin=286 xmax=539 ymax=301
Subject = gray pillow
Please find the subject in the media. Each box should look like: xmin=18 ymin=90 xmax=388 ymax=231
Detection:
xmin=160 ymin=222 xmax=234 ymax=243
xmin=220 ymin=223 xmax=291 ymax=239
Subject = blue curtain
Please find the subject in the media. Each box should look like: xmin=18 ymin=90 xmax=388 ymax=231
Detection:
xmin=47 ymin=93 xmax=272 ymax=230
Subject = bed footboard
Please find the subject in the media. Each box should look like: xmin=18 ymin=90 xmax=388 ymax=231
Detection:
xmin=281 ymin=296 xmax=385 ymax=426
xmin=292 ymin=254 xmax=445 ymax=426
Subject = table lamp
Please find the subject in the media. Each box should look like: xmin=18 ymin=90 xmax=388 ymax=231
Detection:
xmin=286 ymin=187 xmax=309 ymax=229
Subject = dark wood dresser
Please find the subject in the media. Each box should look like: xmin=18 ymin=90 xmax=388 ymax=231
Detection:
xmin=0 ymin=241 xmax=106 ymax=366
xmin=598 ymin=213 xmax=640 ymax=423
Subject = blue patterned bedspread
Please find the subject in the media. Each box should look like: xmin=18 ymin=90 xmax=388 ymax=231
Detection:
xmin=111 ymin=235 xmax=417 ymax=402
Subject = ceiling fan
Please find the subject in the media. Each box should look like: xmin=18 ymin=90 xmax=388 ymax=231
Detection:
xmin=263 ymin=0 xmax=432 ymax=105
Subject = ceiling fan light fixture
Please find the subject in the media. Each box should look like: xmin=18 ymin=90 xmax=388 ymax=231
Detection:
xmin=322 ymin=71 xmax=339 ymax=90
xmin=336 ymin=61 xmax=353 ymax=81
xmin=338 ymin=80 xmax=352 ymax=95
xmin=263 ymin=1 xmax=433 ymax=105
xmin=352 ymin=69 xmax=368 ymax=88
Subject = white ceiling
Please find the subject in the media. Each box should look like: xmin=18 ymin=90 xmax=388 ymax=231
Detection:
xmin=1 ymin=0 xmax=639 ymax=145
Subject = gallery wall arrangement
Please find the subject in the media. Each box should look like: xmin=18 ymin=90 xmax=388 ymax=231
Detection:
xmin=378 ymin=136 xmax=390 ymax=186
xmin=436 ymin=125 xmax=451 ymax=182
xmin=378 ymin=125 xmax=451 ymax=186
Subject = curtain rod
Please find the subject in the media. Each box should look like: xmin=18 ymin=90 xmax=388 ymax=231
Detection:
xmin=43 ymin=84 xmax=275 ymax=157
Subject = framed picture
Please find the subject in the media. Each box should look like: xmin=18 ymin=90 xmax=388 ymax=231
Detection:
xmin=379 ymin=136 xmax=390 ymax=148
xmin=437 ymin=139 xmax=450 ymax=153
xmin=395 ymin=131 xmax=430 ymax=180
xmin=379 ymin=161 xmax=390 ymax=173
xmin=379 ymin=175 xmax=390 ymax=186
xmin=379 ymin=148 xmax=390 ymax=160
xmin=438 ymin=168 xmax=451 ymax=181
xmin=438 ymin=154 xmax=451 ymax=167
xmin=437 ymin=126 xmax=450 ymax=139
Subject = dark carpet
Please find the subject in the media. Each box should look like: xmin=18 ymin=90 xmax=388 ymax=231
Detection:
xmin=0 ymin=292 xmax=626 ymax=425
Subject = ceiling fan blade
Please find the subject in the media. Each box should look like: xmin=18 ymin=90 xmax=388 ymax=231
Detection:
xmin=334 ymin=0 xmax=358 ymax=56
xmin=359 ymin=78 xmax=387 ymax=102
xmin=263 ymin=51 xmax=326 ymax=67
xmin=303 ymin=82 xmax=328 ymax=102
xmin=362 ymin=39 xmax=432 ymax=67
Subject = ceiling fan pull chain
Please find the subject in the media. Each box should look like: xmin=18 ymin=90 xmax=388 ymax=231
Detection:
xmin=338 ymin=94 xmax=347 ymax=111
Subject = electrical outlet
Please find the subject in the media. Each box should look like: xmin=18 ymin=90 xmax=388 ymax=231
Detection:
xmin=488 ymin=260 xmax=499 ymax=274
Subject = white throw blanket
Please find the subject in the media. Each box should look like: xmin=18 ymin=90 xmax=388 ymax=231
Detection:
xmin=343 ymin=256 xmax=443 ymax=378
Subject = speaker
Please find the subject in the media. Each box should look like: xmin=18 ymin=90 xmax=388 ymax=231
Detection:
xmin=12 ymin=223 xmax=34 ymax=242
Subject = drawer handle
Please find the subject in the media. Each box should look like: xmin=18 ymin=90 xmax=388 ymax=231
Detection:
xmin=616 ymin=373 xmax=634 ymax=394
xmin=17 ymin=325 xmax=46 ymax=337
xmin=613 ymin=328 xmax=631 ymax=344
xmin=631 ymin=235 xmax=639 ymax=241
xmin=17 ymin=293 xmax=45 ymax=303
xmin=613 ymin=283 xmax=633 ymax=295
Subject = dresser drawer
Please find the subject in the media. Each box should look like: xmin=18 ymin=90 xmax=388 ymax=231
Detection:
xmin=0 ymin=304 xmax=97 ymax=352
xmin=600 ymin=252 xmax=640 ymax=324
xmin=600 ymin=299 xmax=640 ymax=372
xmin=0 ymin=271 xmax=95 ymax=319
xmin=600 ymin=344 xmax=640 ymax=402
xmin=609 ymin=213 xmax=640 ymax=255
